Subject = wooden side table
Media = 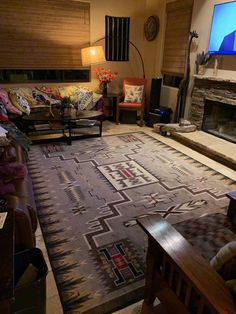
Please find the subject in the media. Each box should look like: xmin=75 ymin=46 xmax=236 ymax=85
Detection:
xmin=103 ymin=93 xmax=121 ymax=121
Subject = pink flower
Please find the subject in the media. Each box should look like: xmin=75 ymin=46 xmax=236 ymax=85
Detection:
xmin=93 ymin=67 xmax=118 ymax=84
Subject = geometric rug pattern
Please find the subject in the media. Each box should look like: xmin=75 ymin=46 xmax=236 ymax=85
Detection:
xmin=27 ymin=132 xmax=236 ymax=314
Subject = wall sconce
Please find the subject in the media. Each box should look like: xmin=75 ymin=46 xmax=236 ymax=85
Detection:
xmin=81 ymin=46 xmax=106 ymax=66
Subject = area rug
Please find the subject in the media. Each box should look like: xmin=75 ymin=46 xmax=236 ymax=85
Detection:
xmin=28 ymin=132 xmax=235 ymax=314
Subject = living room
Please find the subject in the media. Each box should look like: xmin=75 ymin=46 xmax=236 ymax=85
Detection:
xmin=0 ymin=1 xmax=236 ymax=314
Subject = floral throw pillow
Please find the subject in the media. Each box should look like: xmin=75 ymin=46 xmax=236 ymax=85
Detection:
xmin=124 ymin=84 xmax=144 ymax=103
xmin=36 ymin=86 xmax=61 ymax=100
xmin=74 ymin=89 xmax=93 ymax=111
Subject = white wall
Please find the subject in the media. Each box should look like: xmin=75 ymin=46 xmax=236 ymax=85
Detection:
xmin=185 ymin=0 xmax=236 ymax=118
xmin=89 ymin=0 xmax=147 ymax=93
xmin=190 ymin=0 xmax=236 ymax=79
xmin=89 ymin=0 xmax=166 ymax=100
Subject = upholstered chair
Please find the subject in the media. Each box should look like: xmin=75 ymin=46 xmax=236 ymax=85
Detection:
xmin=116 ymin=77 xmax=147 ymax=126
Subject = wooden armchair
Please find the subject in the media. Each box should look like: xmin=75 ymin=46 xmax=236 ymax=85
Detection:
xmin=116 ymin=77 xmax=146 ymax=126
xmin=137 ymin=192 xmax=236 ymax=314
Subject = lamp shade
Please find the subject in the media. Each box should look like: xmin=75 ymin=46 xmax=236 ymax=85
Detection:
xmin=81 ymin=46 xmax=106 ymax=66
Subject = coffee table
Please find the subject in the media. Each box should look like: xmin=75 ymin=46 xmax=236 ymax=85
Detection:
xmin=22 ymin=109 xmax=104 ymax=145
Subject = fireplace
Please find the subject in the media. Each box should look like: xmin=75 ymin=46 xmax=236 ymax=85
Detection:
xmin=202 ymin=99 xmax=236 ymax=143
xmin=191 ymin=76 xmax=236 ymax=143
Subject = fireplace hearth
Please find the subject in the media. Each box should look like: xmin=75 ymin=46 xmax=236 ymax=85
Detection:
xmin=202 ymin=99 xmax=236 ymax=143
xmin=191 ymin=76 xmax=236 ymax=143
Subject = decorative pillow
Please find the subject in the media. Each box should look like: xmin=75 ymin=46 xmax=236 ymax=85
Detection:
xmin=0 ymin=99 xmax=9 ymax=121
xmin=225 ymin=279 xmax=236 ymax=297
xmin=74 ymin=89 xmax=93 ymax=111
xmin=32 ymin=90 xmax=58 ymax=106
xmin=36 ymin=86 xmax=61 ymax=100
xmin=0 ymin=88 xmax=22 ymax=115
xmin=124 ymin=84 xmax=144 ymax=103
xmin=85 ymin=92 xmax=103 ymax=111
xmin=210 ymin=241 xmax=236 ymax=272
xmin=58 ymin=86 xmax=80 ymax=100
xmin=9 ymin=87 xmax=38 ymax=108
xmin=9 ymin=91 xmax=31 ymax=115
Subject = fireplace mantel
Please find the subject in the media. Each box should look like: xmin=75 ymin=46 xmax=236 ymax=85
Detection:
xmin=190 ymin=75 xmax=236 ymax=129
xmin=193 ymin=75 xmax=236 ymax=84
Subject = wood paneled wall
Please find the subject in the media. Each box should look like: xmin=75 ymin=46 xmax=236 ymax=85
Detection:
xmin=162 ymin=0 xmax=193 ymax=76
xmin=0 ymin=0 xmax=90 ymax=69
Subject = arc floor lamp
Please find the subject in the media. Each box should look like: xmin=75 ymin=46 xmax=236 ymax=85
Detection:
xmin=81 ymin=39 xmax=145 ymax=78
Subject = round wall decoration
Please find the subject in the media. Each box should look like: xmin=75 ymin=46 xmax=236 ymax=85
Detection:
xmin=144 ymin=15 xmax=159 ymax=41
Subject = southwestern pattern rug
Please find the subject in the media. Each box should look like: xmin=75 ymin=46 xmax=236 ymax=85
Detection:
xmin=28 ymin=132 xmax=236 ymax=314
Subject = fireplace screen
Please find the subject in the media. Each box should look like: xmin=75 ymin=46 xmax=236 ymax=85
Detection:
xmin=202 ymin=99 xmax=236 ymax=143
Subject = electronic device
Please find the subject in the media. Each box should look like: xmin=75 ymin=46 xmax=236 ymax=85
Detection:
xmin=147 ymin=78 xmax=172 ymax=127
xmin=208 ymin=1 xmax=236 ymax=55
xmin=149 ymin=78 xmax=162 ymax=112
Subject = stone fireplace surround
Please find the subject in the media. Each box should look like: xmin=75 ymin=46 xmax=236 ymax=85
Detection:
xmin=190 ymin=76 xmax=236 ymax=134
xmin=169 ymin=75 xmax=236 ymax=170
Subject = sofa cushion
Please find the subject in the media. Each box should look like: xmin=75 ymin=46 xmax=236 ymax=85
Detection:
xmin=58 ymin=85 xmax=80 ymax=100
xmin=0 ymin=99 xmax=9 ymax=121
xmin=0 ymin=88 xmax=22 ymax=115
xmin=74 ymin=89 xmax=93 ymax=110
xmin=36 ymin=86 xmax=61 ymax=100
xmin=210 ymin=241 xmax=236 ymax=272
xmin=9 ymin=91 xmax=31 ymax=115
xmin=15 ymin=88 xmax=40 ymax=108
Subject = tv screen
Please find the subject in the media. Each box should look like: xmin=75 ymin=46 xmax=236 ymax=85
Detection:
xmin=208 ymin=1 xmax=236 ymax=55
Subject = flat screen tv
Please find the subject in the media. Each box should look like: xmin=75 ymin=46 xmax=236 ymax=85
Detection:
xmin=208 ymin=1 xmax=236 ymax=55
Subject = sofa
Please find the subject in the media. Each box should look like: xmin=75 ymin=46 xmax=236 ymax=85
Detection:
xmin=0 ymin=140 xmax=37 ymax=250
xmin=0 ymin=84 xmax=103 ymax=120
xmin=0 ymin=84 xmax=104 ymax=144
xmin=0 ymin=84 xmax=104 ymax=246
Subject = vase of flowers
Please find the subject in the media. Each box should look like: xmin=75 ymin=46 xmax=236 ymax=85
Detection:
xmin=94 ymin=67 xmax=117 ymax=95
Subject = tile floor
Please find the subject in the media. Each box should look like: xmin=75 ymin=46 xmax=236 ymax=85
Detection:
xmin=35 ymin=121 xmax=236 ymax=314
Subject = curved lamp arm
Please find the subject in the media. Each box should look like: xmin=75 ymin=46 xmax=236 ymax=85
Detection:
xmin=129 ymin=41 xmax=145 ymax=78
xmin=92 ymin=37 xmax=145 ymax=78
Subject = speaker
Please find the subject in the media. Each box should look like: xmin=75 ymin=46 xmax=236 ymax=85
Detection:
xmin=149 ymin=78 xmax=162 ymax=113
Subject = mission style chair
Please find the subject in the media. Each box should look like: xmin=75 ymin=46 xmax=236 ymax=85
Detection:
xmin=137 ymin=192 xmax=236 ymax=314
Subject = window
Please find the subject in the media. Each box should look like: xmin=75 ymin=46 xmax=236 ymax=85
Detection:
xmin=0 ymin=69 xmax=90 ymax=84
xmin=0 ymin=1 xmax=90 ymax=70
xmin=163 ymin=74 xmax=182 ymax=88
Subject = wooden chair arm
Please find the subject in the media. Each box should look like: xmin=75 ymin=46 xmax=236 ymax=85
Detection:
xmin=137 ymin=214 xmax=236 ymax=314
